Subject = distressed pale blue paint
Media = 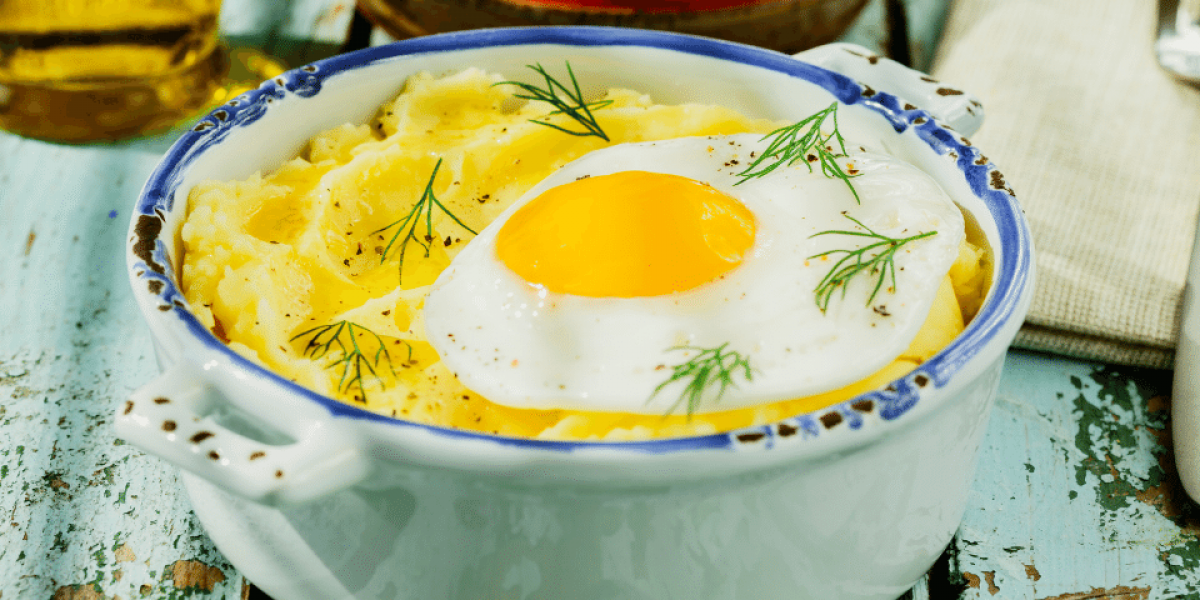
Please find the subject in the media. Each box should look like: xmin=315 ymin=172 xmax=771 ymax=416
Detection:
xmin=0 ymin=2 xmax=355 ymax=598
xmin=0 ymin=131 xmax=243 ymax=597
xmin=952 ymin=351 xmax=1199 ymax=598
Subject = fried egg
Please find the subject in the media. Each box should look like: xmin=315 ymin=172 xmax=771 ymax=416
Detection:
xmin=423 ymin=133 xmax=965 ymax=414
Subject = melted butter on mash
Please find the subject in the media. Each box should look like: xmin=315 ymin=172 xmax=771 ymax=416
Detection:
xmin=181 ymin=68 xmax=991 ymax=441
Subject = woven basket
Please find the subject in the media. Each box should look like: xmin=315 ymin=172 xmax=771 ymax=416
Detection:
xmin=355 ymin=0 xmax=871 ymax=54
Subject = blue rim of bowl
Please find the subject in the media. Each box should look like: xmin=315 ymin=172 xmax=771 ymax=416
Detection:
xmin=129 ymin=25 xmax=1033 ymax=454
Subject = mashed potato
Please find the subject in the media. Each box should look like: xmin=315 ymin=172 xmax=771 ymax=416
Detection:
xmin=181 ymin=68 xmax=990 ymax=440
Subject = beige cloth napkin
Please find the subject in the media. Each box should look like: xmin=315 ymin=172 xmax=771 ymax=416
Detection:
xmin=929 ymin=0 xmax=1200 ymax=369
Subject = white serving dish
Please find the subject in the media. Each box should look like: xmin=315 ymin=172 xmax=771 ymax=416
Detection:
xmin=117 ymin=27 xmax=1033 ymax=600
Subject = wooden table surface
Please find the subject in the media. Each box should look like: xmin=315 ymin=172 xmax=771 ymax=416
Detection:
xmin=3 ymin=1 xmax=1198 ymax=598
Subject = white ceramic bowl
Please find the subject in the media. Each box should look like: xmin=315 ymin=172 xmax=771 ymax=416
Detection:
xmin=118 ymin=27 xmax=1033 ymax=600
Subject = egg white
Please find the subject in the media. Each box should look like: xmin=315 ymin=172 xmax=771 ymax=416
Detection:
xmin=422 ymin=134 xmax=965 ymax=414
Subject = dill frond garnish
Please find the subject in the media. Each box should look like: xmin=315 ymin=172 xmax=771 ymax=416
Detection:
xmin=495 ymin=62 xmax=611 ymax=141
xmin=649 ymin=343 xmax=754 ymax=417
xmin=372 ymin=158 xmax=477 ymax=284
xmin=809 ymin=214 xmax=937 ymax=312
xmin=736 ymin=102 xmax=861 ymax=203
xmin=291 ymin=320 xmax=408 ymax=403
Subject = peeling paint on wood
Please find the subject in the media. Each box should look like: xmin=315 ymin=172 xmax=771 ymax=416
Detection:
xmin=950 ymin=352 xmax=1200 ymax=598
xmin=1039 ymin=586 xmax=1152 ymax=600
xmin=114 ymin=544 xmax=135 ymax=563
xmin=0 ymin=53 xmax=244 ymax=600
xmin=52 ymin=584 xmax=107 ymax=600
xmin=0 ymin=4 xmax=377 ymax=598
xmin=171 ymin=560 xmax=227 ymax=592
xmin=0 ymin=347 xmax=244 ymax=599
xmin=1025 ymin=564 xmax=1041 ymax=581
xmin=964 ymin=571 xmax=981 ymax=589
xmin=982 ymin=571 xmax=999 ymax=595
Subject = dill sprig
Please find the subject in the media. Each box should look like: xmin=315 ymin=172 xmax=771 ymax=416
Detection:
xmin=736 ymin=102 xmax=861 ymax=203
xmin=495 ymin=62 xmax=611 ymax=141
xmin=809 ymin=214 xmax=938 ymax=312
xmin=372 ymin=158 xmax=477 ymax=284
xmin=291 ymin=320 xmax=407 ymax=403
xmin=649 ymin=343 xmax=754 ymax=417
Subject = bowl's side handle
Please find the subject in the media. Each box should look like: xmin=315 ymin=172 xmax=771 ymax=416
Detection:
xmin=794 ymin=43 xmax=985 ymax=137
xmin=115 ymin=364 xmax=370 ymax=505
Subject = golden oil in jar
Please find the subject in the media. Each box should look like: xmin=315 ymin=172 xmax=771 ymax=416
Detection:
xmin=0 ymin=0 xmax=227 ymax=142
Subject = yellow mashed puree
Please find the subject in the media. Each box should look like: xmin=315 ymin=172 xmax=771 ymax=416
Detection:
xmin=181 ymin=68 xmax=990 ymax=441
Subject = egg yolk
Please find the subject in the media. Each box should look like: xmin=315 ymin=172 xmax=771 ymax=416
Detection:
xmin=495 ymin=170 xmax=757 ymax=297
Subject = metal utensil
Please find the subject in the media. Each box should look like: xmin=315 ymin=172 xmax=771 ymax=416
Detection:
xmin=1157 ymin=0 xmax=1200 ymax=82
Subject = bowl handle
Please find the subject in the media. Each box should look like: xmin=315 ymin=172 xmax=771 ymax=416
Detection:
xmin=115 ymin=363 xmax=370 ymax=505
xmin=794 ymin=43 xmax=985 ymax=137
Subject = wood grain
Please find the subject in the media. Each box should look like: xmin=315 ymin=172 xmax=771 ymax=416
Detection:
xmin=0 ymin=2 xmax=354 ymax=598
xmin=950 ymin=352 xmax=1200 ymax=599
xmin=0 ymin=132 xmax=245 ymax=598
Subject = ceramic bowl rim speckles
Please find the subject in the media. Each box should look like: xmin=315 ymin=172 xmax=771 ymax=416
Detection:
xmin=121 ymin=26 xmax=1033 ymax=503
